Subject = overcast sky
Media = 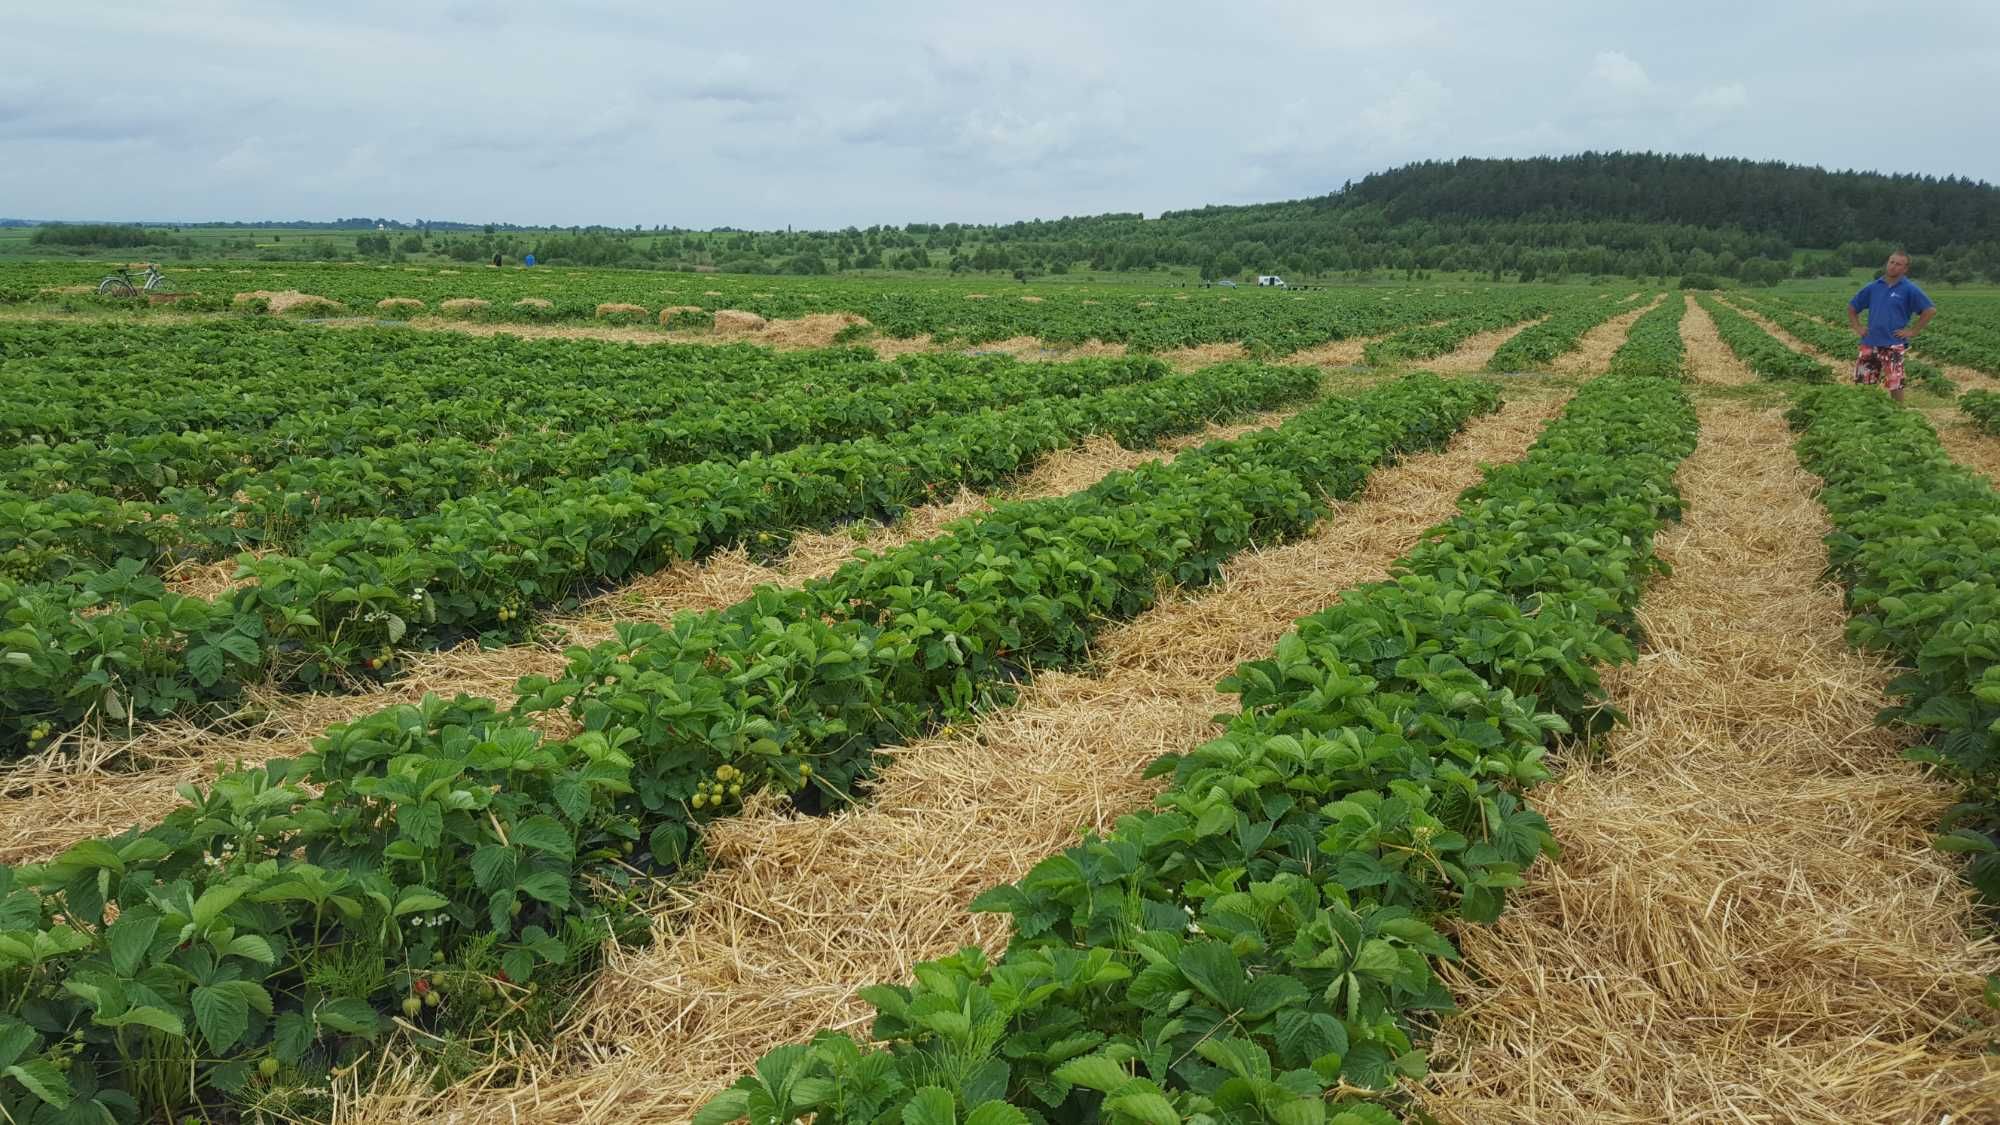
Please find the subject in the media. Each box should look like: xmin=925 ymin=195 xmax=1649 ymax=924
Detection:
xmin=6 ymin=1 xmax=1996 ymax=229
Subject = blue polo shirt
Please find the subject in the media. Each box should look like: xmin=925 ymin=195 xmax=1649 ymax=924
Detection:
xmin=1849 ymin=277 xmax=1934 ymax=347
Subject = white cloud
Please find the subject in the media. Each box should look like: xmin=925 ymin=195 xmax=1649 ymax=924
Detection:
xmin=1590 ymin=50 xmax=1652 ymax=92
xmin=0 ymin=2 xmax=1993 ymax=226
xmin=1692 ymin=81 xmax=1750 ymax=112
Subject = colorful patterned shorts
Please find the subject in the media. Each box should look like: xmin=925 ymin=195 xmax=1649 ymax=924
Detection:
xmin=1855 ymin=343 xmax=1906 ymax=392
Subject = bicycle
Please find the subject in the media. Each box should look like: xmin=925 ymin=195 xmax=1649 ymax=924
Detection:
xmin=96 ymin=263 xmax=172 ymax=297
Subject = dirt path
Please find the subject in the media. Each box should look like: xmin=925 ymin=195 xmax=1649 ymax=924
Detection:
xmin=0 ymin=410 xmax=1299 ymax=866
xmin=347 ymin=393 xmax=1573 ymax=1125
xmin=1425 ymin=315 xmax=1551 ymax=374
xmin=1421 ymin=403 xmax=2000 ymax=1123
xmin=1553 ymin=294 xmax=1666 ymax=376
xmin=1678 ymin=299 xmax=1757 ymax=385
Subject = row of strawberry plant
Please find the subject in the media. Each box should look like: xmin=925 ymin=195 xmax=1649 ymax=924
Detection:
xmin=1361 ymin=299 xmax=1551 ymax=367
xmin=6 ymin=351 xmax=1164 ymax=577
xmin=4 ymin=333 xmax=1161 ymax=575
xmin=0 ymin=374 xmax=1500 ymax=1123
xmin=1605 ymin=292 xmax=1687 ymax=378
xmin=1960 ymin=389 xmax=2000 ymax=435
xmin=1729 ymin=293 xmax=1951 ymax=391
xmin=0 ymin=319 xmax=889 ymax=451
xmin=0 ymin=362 xmax=1313 ymax=754
xmin=1787 ymin=385 xmax=2000 ymax=906
xmin=699 ymin=368 xmax=1697 ymax=1125
xmin=1483 ymin=292 xmax=1636 ymax=371
xmin=0 ymin=262 xmax=1588 ymax=355
xmin=1693 ymin=294 xmax=1830 ymax=382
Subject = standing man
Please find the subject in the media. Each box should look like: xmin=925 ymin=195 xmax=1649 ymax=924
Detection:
xmin=1847 ymin=250 xmax=1935 ymax=403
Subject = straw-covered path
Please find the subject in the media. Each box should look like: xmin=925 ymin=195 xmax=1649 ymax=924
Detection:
xmin=0 ymin=406 xmax=1309 ymax=868
xmin=1423 ymin=314 xmax=1552 ymax=374
xmin=1551 ymin=293 xmax=1665 ymax=376
xmin=1420 ymin=400 xmax=2000 ymax=1122
xmin=1678 ymin=297 xmax=1756 ymax=386
xmin=349 ymin=390 xmax=1573 ymax=1125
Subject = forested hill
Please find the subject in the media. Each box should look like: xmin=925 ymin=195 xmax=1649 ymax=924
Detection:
xmin=1239 ymin=153 xmax=2000 ymax=254
xmin=23 ymin=152 xmax=2000 ymax=282
xmin=1108 ymin=152 xmax=2000 ymax=283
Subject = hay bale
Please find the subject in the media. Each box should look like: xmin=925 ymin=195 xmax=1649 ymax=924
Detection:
xmin=513 ymin=297 xmax=554 ymax=310
xmin=595 ymin=302 xmax=649 ymax=319
xmin=376 ymin=297 xmax=425 ymax=311
xmin=439 ymin=298 xmax=491 ymax=316
xmin=658 ymin=304 xmax=706 ymax=326
xmin=232 ymin=290 xmax=341 ymax=315
xmin=1020 ymin=295 xmax=1044 ymax=303
xmin=712 ymin=309 xmax=767 ymax=334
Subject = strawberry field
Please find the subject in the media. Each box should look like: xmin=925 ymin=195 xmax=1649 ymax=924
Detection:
xmin=1 ymin=279 xmax=1999 ymax=1123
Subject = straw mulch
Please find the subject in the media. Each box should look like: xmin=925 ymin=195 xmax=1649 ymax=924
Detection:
xmin=388 ymin=318 xmax=677 ymax=347
xmin=233 ymin=290 xmax=341 ymax=315
xmin=1420 ymin=403 xmax=2000 ymax=1123
xmin=710 ymin=310 xmax=769 ymax=334
xmin=864 ymin=333 xmax=938 ymax=358
xmin=514 ymin=298 xmax=554 ymax=310
xmin=756 ymin=314 xmax=869 ymax=348
xmin=1281 ymin=321 xmax=1446 ymax=368
xmin=160 ymin=551 xmax=263 ymax=602
xmin=1424 ymin=316 xmax=1550 ymax=374
xmin=1155 ymin=342 xmax=1248 ymax=370
xmin=1552 ymin=294 xmax=1666 ymax=375
xmin=439 ymin=298 xmax=491 ymax=314
xmin=1922 ymin=411 xmax=2000 ymax=485
xmin=342 ymin=394 xmax=1570 ymax=1125
xmin=1678 ymin=299 xmax=1757 ymax=385
xmin=1943 ymin=362 xmax=2000 ymax=390
xmin=376 ymin=298 xmax=425 ymax=311
xmin=594 ymin=303 xmax=649 ymax=319
xmin=949 ymin=337 xmax=1128 ymax=362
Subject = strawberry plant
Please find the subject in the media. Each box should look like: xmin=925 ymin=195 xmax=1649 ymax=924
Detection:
xmin=1606 ymin=292 xmax=1687 ymax=378
xmin=1789 ymin=385 xmax=2000 ymax=906
xmin=0 ymin=373 xmax=1501 ymax=1122
xmin=700 ymin=370 xmax=1696 ymax=1124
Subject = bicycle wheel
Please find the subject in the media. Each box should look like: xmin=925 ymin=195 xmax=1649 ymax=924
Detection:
xmin=97 ymin=277 xmax=136 ymax=297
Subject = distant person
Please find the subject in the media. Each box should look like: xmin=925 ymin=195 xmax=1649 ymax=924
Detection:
xmin=523 ymin=254 xmax=536 ymax=268
xmin=1847 ymin=250 xmax=1935 ymax=403
xmin=493 ymin=253 xmax=503 ymax=268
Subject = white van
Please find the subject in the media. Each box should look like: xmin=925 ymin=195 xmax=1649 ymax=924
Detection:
xmin=1256 ymin=275 xmax=1286 ymax=288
